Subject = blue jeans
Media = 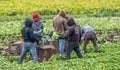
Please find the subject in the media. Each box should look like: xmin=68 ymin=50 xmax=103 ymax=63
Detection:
xmin=58 ymin=39 xmax=65 ymax=55
xmin=18 ymin=42 xmax=38 ymax=64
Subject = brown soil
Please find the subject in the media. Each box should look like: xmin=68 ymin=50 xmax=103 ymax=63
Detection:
xmin=96 ymin=30 xmax=120 ymax=44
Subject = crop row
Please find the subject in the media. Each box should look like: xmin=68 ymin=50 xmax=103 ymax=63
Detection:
xmin=0 ymin=17 xmax=120 ymax=36
xmin=0 ymin=29 xmax=120 ymax=46
xmin=0 ymin=17 xmax=119 ymax=46
xmin=0 ymin=0 xmax=120 ymax=16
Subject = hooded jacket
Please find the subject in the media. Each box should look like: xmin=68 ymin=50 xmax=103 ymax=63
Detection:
xmin=21 ymin=19 xmax=39 ymax=43
xmin=64 ymin=25 xmax=81 ymax=42
xmin=64 ymin=18 xmax=81 ymax=42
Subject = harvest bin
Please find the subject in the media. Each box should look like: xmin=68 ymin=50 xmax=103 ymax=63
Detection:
xmin=30 ymin=40 xmax=59 ymax=62
xmin=30 ymin=45 xmax=58 ymax=62
xmin=7 ymin=42 xmax=23 ymax=58
xmin=45 ymin=40 xmax=68 ymax=53
xmin=44 ymin=40 xmax=58 ymax=48
xmin=7 ymin=40 xmax=61 ymax=61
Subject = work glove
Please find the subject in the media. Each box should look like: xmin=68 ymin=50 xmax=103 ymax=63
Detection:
xmin=33 ymin=29 xmax=43 ymax=35
xmin=81 ymin=37 xmax=84 ymax=41
xmin=33 ymin=31 xmax=39 ymax=35
xmin=46 ymin=35 xmax=52 ymax=41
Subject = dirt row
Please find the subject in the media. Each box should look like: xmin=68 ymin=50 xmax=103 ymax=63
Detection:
xmin=96 ymin=30 xmax=120 ymax=44
xmin=0 ymin=30 xmax=120 ymax=55
xmin=0 ymin=30 xmax=120 ymax=44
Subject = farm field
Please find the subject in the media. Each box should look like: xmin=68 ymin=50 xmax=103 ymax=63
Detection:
xmin=0 ymin=42 xmax=120 ymax=70
xmin=0 ymin=0 xmax=120 ymax=70
xmin=0 ymin=16 xmax=120 ymax=70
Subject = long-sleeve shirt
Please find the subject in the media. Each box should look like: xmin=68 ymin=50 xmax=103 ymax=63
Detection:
xmin=82 ymin=25 xmax=95 ymax=35
xmin=32 ymin=21 xmax=44 ymax=38
xmin=32 ymin=21 xmax=44 ymax=32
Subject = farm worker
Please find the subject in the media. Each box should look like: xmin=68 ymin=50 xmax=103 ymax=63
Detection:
xmin=32 ymin=13 xmax=44 ymax=46
xmin=18 ymin=19 xmax=41 ymax=64
xmin=64 ymin=18 xmax=83 ymax=59
xmin=52 ymin=10 xmax=68 ymax=56
xmin=81 ymin=24 xmax=99 ymax=54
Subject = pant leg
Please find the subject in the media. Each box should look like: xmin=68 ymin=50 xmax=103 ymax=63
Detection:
xmin=18 ymin=43 xmax=29 ymax=64
xmin=91 ymin=35 xmax=99 ymax=52
xmin=74 ymin=46 xmax=83 ymax=58
xmin=29 ymin=43 xmax=38 ymax=62
xmin=61 ymin=39 xmax=65 ymax=54
xmin=59 ymin=39 xmax=65 ymax=55
xmin=64 ymin=40 xmax=68 ymax=53
xmin=66 ymin=43 xmax=73 ymax=59
xmin=83 ymin=34 xmax=89 ymax=53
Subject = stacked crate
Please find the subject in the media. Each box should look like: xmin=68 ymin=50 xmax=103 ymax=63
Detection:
xmin=44 ymin=40 xmax=59 ymax=54
xmin=8 ymin=40 xmax=66 ymax=62
xmin=30 ymin=45 xmax=58 ymax=62
xmin=44 ymin=40 xmax=58 ymax=48
xmin=7 ymin=42 xmax=23 ymax=58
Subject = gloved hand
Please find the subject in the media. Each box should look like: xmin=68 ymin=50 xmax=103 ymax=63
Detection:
xmin=37 ymin=41 xmax=41 ymax=45
xmin=81 ymin=37 xmax=84 ymax=41
xmin=79 ymin=37 xmax=84 ymax=44
xmin=33 ymin=31 xmax=39 ymax=35
xmin=46 ymin=35 xmax=51 ymax=41
xmin=38 ymin=29 xmax=42 ymax=33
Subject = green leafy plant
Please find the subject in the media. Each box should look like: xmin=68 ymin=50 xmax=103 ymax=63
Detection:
xmin=51 ymin=32 xmax=64 ymax=40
